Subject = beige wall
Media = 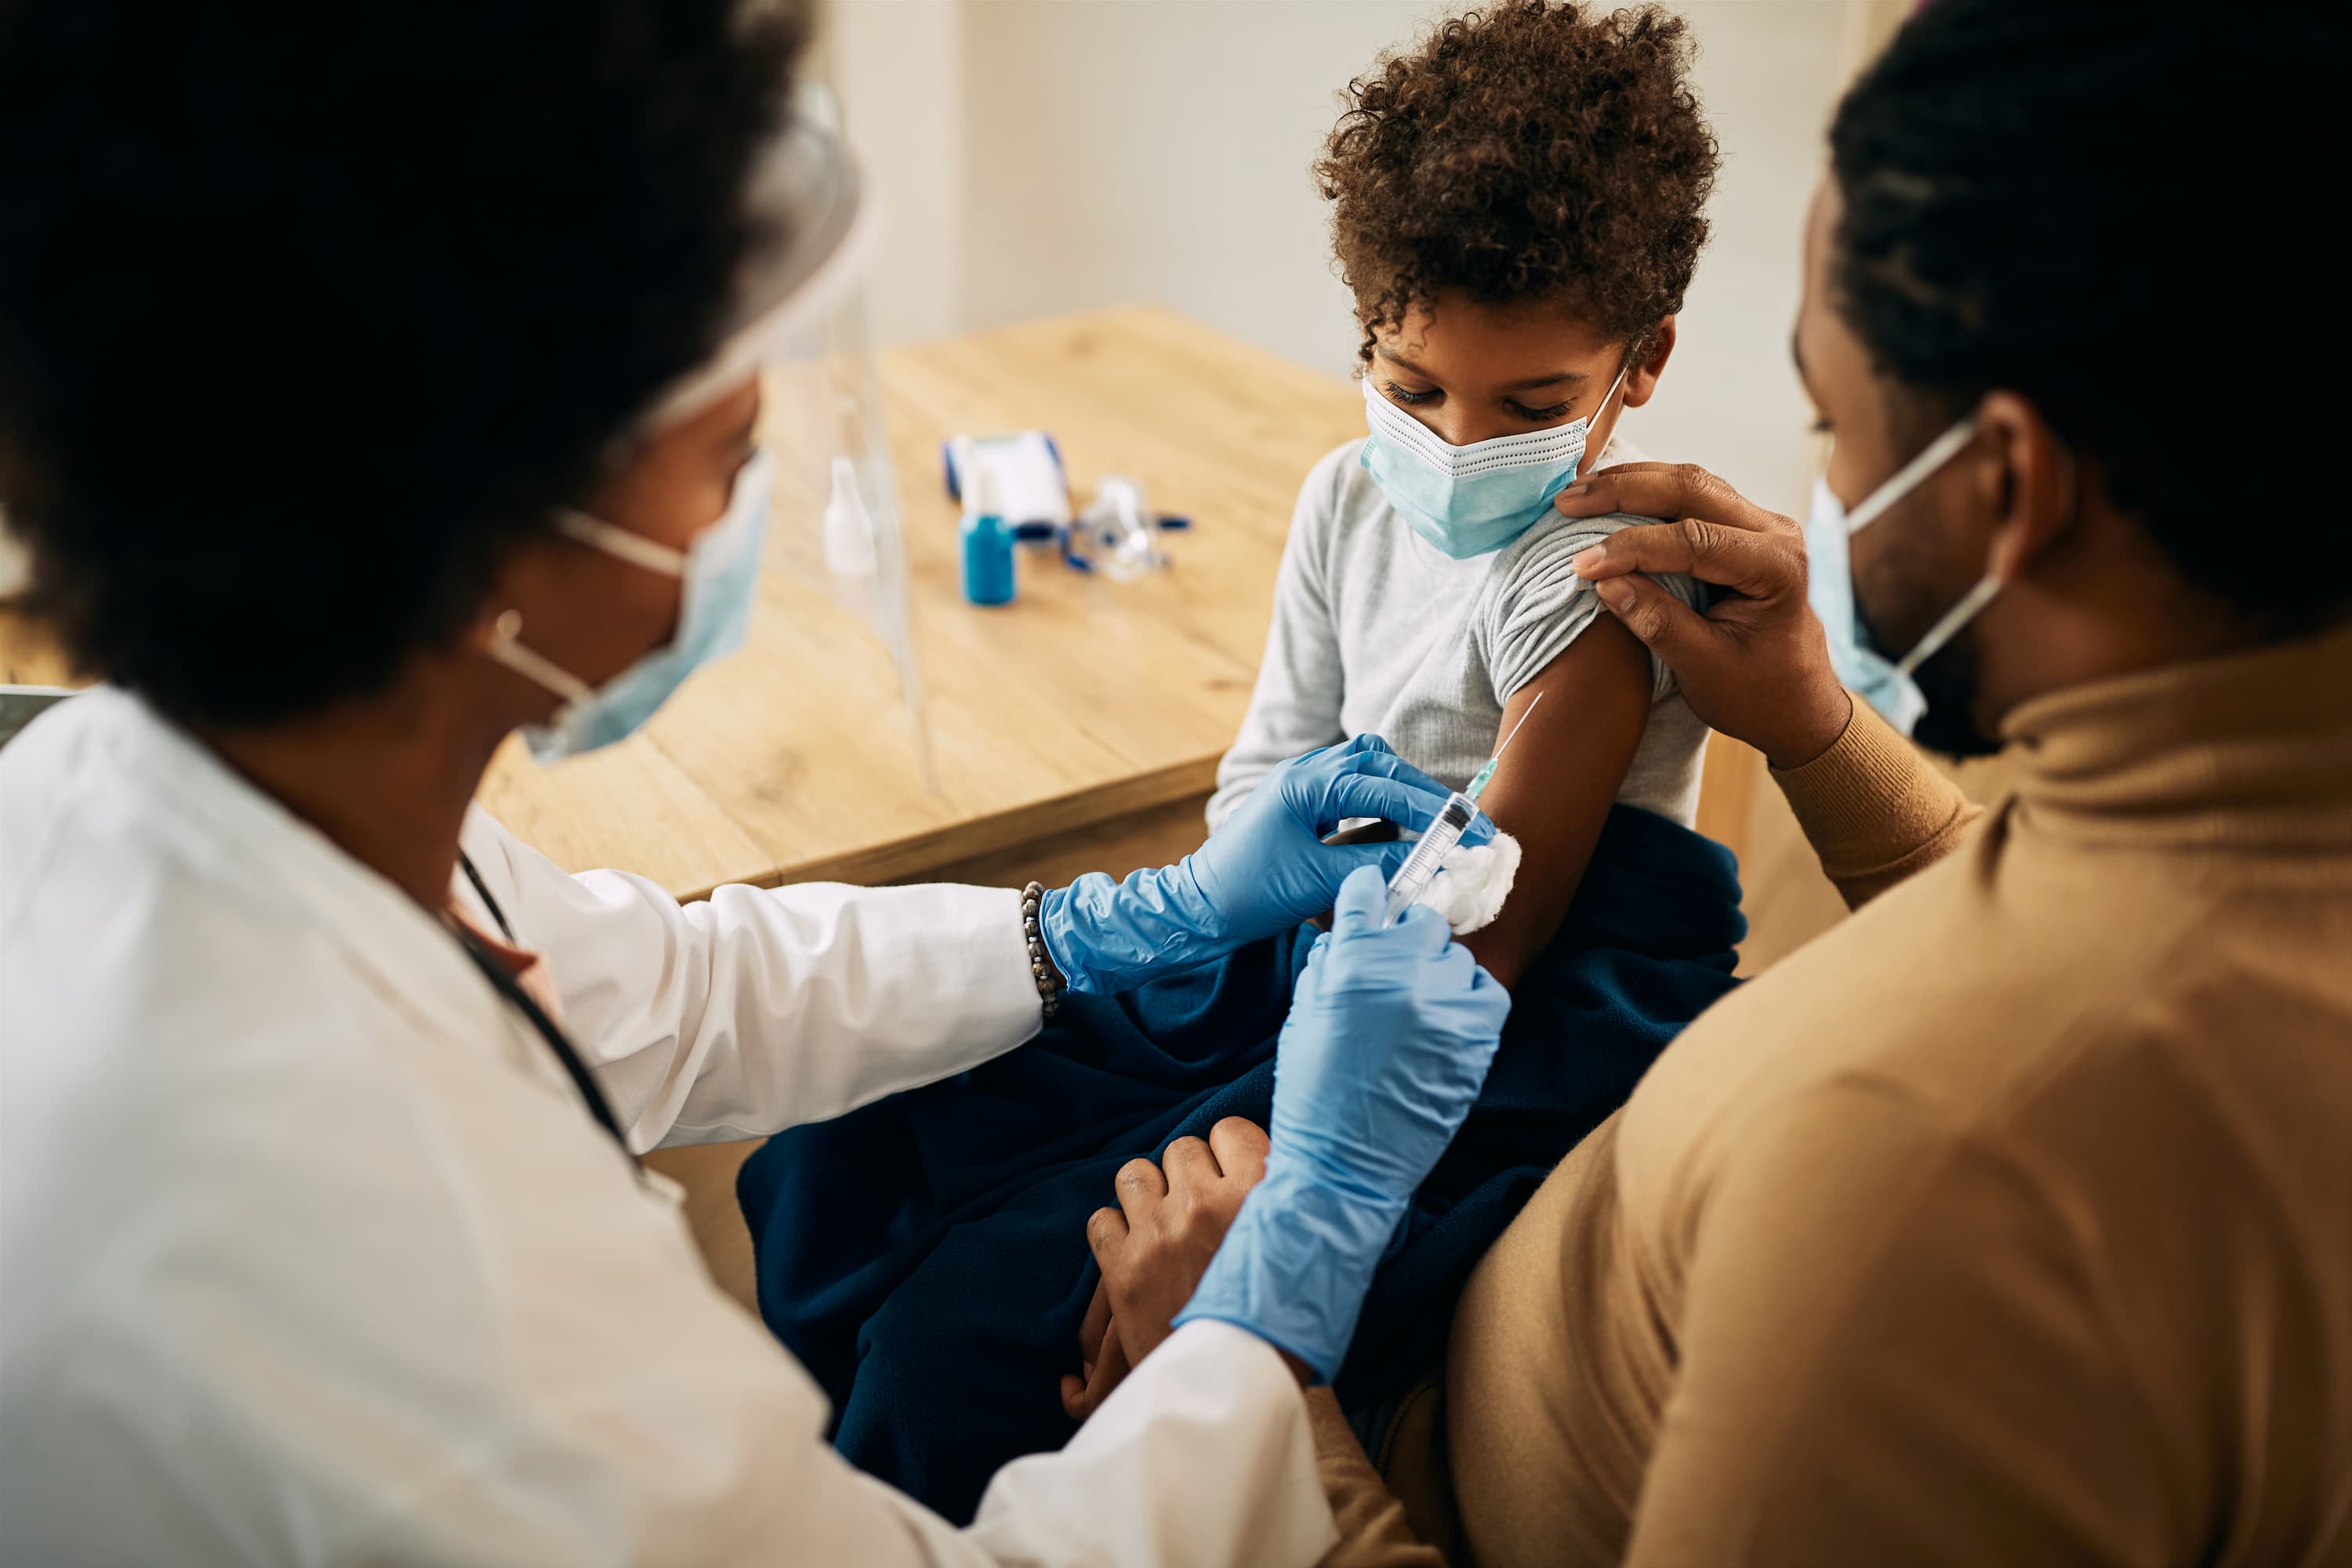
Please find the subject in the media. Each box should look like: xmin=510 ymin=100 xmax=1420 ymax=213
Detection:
xmin=834 ymin=0 xmax=1883 ymax=518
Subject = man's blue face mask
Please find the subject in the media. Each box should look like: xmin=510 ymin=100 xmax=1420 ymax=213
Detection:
xmin=1358 ymin=364 xmax=1628 ymax=561
xmin=1803 ymin=416 xmax=1999 ymax=742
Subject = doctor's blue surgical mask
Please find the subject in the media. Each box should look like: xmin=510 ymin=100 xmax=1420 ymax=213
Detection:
xmin=1359 ymin=363 xmax=1629 ymax=560
xmin=1803 ymin=417 xmax=1996 ymax=739
xmin=488 ymin=447 xmax=773 ymax=761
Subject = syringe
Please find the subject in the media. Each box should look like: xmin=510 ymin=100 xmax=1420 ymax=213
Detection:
xmin=1381 ymin=790 xmax=1480 ymax=927
xmin=1381 ymin=693 xmax=1545 ymax=927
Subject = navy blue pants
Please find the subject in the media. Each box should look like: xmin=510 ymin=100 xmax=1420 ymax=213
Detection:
xmin=739 ymin=804 xmax=1744 ymax=1524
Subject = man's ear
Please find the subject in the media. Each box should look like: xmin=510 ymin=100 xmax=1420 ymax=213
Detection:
xmin=1976 ymin=390 xmax=2078 ymax=584
xmin=1621 ymin=317 xmax=1678 ymax=409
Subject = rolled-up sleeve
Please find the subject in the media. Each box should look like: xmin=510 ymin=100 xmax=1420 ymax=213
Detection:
xmin=1769 ymin=702 xmax=1983 ymax=910
xmin=1479 ymin=514 xmax=1700 ymax=706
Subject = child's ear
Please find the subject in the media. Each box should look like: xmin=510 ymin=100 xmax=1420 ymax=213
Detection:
xmin=1621 ymin=316 xmax=1679 ymax=409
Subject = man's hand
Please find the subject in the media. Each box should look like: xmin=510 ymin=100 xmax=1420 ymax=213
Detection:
xmin=1063 ymin=1117 xmax=1275 ymax=1421
xmin=1555 ymin=462 xmax=1854 ymax=769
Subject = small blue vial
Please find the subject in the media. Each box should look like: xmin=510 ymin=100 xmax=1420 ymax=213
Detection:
xmin=960 ymin=470 xmax=1016 ymax=606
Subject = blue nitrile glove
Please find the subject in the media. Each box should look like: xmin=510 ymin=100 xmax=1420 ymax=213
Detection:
xmin=1173 ymin=864 xmax=1510 ymax=1381
xmin=1038 ymin=735 xmax=1492 ymax=995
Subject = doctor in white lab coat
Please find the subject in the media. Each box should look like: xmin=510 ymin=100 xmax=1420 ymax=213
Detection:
xmin=0 ymin=2 xmax=1509 ymax=1563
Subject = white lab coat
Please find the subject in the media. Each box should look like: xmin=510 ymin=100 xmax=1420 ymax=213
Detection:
xmin=0 ymin=689 xmax=1336 ymax=1566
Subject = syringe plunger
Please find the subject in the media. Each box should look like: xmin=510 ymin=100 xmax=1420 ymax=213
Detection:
xmin=1381 ymin=791 xmax=1481 ymax=927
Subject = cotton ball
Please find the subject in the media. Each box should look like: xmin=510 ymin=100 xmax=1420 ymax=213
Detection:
xmin=1418 ymin=830 xmax=1523 ymax=935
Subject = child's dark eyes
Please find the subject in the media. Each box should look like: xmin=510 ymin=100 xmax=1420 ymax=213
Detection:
xmin=1384 ymin=381 xmax=1574 ymax=425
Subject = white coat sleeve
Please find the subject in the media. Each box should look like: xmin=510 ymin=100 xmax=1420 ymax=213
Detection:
xmin=929 ymin=1325 xmax=1337 ymax=1567
xmin=459 ymin=809 xmax=1044 ymax=1148
xmin=538 ymin=1319 xmax=1336 ymax=1568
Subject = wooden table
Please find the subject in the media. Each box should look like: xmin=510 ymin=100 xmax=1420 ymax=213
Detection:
xmin=473 ymin=305 xmax=1363 ymax=900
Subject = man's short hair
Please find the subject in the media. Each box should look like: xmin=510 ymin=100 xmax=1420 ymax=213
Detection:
xmin=1831 ymin=0 xmax=2348 ymax=632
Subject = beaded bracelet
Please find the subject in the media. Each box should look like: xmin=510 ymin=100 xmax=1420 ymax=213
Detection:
xmin=1021 ymin=881 xmax=1062 ymax=1019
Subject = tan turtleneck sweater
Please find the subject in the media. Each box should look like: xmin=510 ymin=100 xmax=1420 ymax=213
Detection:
xmin=1310 ymin=626 xmax=2352 ymax=1567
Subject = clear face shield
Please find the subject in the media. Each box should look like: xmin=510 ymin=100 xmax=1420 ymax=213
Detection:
xmin=639 ymin=85 xmax=932 ymax=789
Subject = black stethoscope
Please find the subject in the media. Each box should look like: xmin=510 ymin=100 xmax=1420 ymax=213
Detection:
xmin=448 ymin=851 xmax=634 ymax=1164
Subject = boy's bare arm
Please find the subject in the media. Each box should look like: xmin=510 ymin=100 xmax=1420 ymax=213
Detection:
xmin=1457 ymin=614 xmax=1653 ymax=991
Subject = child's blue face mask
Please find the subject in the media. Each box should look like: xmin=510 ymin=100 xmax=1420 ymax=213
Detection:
xmin=1358 ymin=364 xmax=1628 ymax=560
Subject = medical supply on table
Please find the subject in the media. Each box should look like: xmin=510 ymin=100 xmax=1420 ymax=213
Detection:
xmin=1068 ymin=474 xmax=1189 ymax=581
xmin=822 ymin=456 xmax=880 ymax=579
xmin=958 ymin=468 xmax=1016 ymax=606
xmin=943 ymin=438 xmax=1193 ymax=584
xmin=944 ymin=431 xmax=1069 ymax=543
xmin=1383 ymin=691 xmax=1544 ymax=925
xmin=1175 ymin=863 xmax=1509 ymax=1380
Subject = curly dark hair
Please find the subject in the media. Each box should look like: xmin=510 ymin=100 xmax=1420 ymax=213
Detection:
xmin=0 ymin=0 xmax=807 ymax=727
xmin=1316 ymin=0 xmax=1719 ymax=368
xmin=1831 ymin=0 xmax=2349 ymax=633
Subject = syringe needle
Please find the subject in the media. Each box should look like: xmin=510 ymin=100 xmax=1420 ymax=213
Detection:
xmin=1466 ymin=691 xmax=1547 ymax=800
xmin=1490 ymin=690 xmax=1546 ymax=764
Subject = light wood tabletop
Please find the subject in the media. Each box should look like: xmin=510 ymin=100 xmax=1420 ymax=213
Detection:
xmin=470 ymin=303 xmax=1360 ymax=899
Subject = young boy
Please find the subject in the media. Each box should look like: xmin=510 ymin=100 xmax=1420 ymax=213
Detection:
xmin=1211 ymin=0 xmax=1720 ymax=987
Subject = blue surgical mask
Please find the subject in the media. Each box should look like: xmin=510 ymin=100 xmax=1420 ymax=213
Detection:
xmin=1804 ymin=418 xmax=1994 ymax=737
xmin=1359 ymin=365 xmax=1628 ymax=560
xmin=489 ymin=448 xmax=772 ymax=761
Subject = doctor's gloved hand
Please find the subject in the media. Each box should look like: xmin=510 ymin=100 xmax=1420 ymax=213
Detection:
xmin=1038 ymin=735 xmax=1490 ymax=996
xmin=1173 ymin=866 xmax=1510 ymax=1381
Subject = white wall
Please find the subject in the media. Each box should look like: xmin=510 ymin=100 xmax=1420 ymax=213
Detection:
xmin=959 ymin=1 xmax=1431 ymax=378
xmin=825 ymin=0 xmax=969 ymax=345
xmin=833 ymin=0 xmax=1876 ymax=517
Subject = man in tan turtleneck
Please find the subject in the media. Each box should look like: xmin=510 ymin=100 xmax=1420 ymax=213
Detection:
xmin=1421 ymin=5 xmax=2352 ymax=1562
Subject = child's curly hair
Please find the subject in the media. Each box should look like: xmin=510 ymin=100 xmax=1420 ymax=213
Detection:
xmin=1317 ymin=0 xmax=1719 ymax=367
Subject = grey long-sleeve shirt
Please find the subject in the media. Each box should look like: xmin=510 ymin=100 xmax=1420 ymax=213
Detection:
xmin=1208 ymin=437 xmax=1710 ymax=832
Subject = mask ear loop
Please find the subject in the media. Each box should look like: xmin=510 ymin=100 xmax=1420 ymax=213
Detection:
xmin=1888 ymin=421 xmax=2078 ymax=677
xmin=1572 ymin=361 xmax=1634 ymax=480
xmin=1845 ymin=416 xmax=1982 ymax=535
xmin=1894 ymin=575 xmax=2002 ymax=677
xmin=485 ymin=609 xmax=594 ymax=703
xmin=483 ymin=503 xmax=697 ymax=702
xmin=554 ymin=512 xmax=689 ymax=578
